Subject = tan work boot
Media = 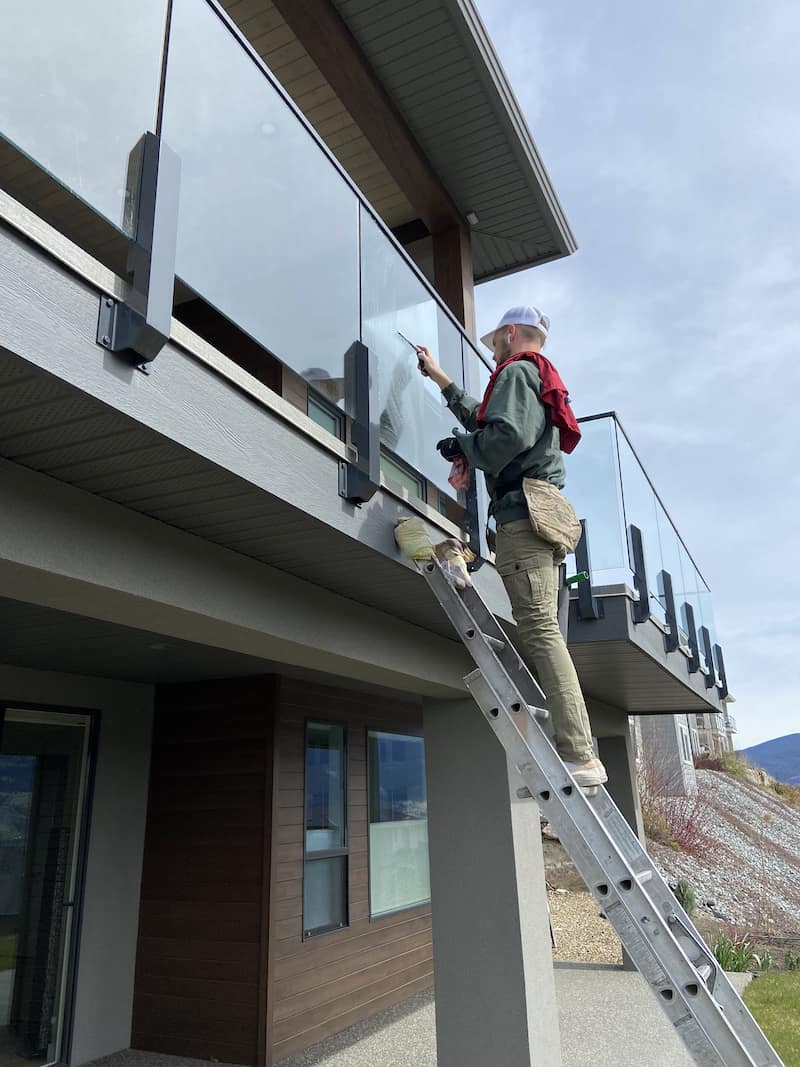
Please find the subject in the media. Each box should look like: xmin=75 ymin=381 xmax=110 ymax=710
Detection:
xmin=564 ymin=757 xmax=608 ymax=789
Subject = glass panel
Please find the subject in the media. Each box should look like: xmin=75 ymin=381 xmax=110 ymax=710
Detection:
xmin=677 ymin=543 xmax=705 ymax=669
xmin=368 ymin=732 xmax=430 ymax=918
xmin=361 ymin=208 xmax=464 ymax=495
xmin=163 ymin=0 xmax=360 ymax=398
xmin=0 ymin=2 xmax=167 ymax=233
xmin=463 ymin=338 xmax=493 ymax=540
xmin=655 ymin=502 xmax=689 ymax=642
xmin=0 ymin=710 xmax=90 ymax=1067
xmin=303 ymin=856 xmax=347 ymax=936
xmin=564 ymin=417 xmax=629 ymax=586
xmin=305 ymin=724 xmax=346 ymax=853
xmin=615 ymin=428 xmax=665 ymax=623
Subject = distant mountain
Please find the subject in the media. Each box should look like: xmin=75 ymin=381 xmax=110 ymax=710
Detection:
xmin=741 ymin=733 xmax=800 ymax=786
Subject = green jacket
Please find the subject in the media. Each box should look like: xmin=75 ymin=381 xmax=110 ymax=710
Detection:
xmin=442 ymin=362 xmax=566 ymax=526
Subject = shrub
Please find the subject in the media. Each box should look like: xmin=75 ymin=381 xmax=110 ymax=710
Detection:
xmin=713 ymin=933 xmax=756 ymax=972
xmin=785 ymin=951 xmax=800 ymax=972
xmin=638 ymin=748 xmax=709 ymax=856
xmin=642 ymin=807 xmax=681 ymax=851
xmin=718 ymin=751 xmax=749 ymax=777
xmin=672 ymin=877 xmax=697 ymax=917
xmin=772 ymin=780 xmax=800 ymax=808
xmin=754 ymin=949 xmax=774 ymax=972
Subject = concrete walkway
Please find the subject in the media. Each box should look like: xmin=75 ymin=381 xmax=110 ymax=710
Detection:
xmin=85 ymin=967 xmax=754 ymax=1067
xmin=276 ymin=965 xmax=754 ymax=1067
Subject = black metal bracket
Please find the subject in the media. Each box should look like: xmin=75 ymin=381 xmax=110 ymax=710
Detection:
xmin=464 ymin=467 xmax=487 ymax=572
xmin=97 ymin=132 xmax=180 ymax=369
xmin=713 ymin=642 xmax=729 ymax=700
xmin=699 ymin=627 xmax=716 ymax=689
xmin=338 ymin=341 xmax=380 ymax=504
xmin=628 ymin=524 xmax=650 ymax=624
xmin=658 ymin=569 xmax=680 ymax=652
xmin=681 ymin=602 xmax=700 ymax=674
xmin=574 ymin=520 xmax=601 ymax=620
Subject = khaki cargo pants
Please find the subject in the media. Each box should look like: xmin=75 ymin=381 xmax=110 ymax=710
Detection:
xmin=495 ymin=518 xmax=595 ymax=763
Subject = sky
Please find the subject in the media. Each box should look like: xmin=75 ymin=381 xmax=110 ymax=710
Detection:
xmin=473 ymin=0 xmax=800 ymax=748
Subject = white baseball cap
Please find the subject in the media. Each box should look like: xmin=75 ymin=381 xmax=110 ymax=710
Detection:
xmin=480 ymin=305 xmax=550 ymax=350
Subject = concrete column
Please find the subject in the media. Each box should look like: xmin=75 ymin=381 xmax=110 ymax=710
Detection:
xmin=597 ymin=729 xmax=645 ymax=842
xmin=597 ymin=727 xmax=645 ymax=971
xmin=423 ymin=696 xmax=562 ymax=1067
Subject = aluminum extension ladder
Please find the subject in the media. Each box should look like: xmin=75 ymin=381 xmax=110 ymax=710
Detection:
xmin=417 ymin=557 xmax=784 ymax=1067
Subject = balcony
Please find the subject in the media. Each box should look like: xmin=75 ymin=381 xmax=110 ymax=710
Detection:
xmin=563 ymin=413 xmax=728 ymax=713
xmin=2 ymin=0 xmax=497 ymax=530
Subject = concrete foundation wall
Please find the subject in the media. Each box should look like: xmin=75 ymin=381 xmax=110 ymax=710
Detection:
xmin=0 ymin=664 xmax=154 ymax=1065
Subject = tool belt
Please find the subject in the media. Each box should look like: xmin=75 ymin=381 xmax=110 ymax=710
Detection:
xmin=522 ymin=478 xmax=582 ymax=553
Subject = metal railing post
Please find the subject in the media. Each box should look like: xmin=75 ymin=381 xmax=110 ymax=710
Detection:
xmin=96 ymin=132 xmax=180 ymax=370
xmin=628 ymin=524 xmax=650 ymax=623
xmin=339 ymin=341 xmax=380 ymax=504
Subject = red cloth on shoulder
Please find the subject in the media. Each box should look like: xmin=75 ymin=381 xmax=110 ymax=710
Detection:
xmin=475 ymin=351 xmax=581 ymax=454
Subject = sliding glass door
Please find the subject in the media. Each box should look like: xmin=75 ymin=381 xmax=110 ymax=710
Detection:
xmin=0 ymin=710 xmax=91 ymax=1067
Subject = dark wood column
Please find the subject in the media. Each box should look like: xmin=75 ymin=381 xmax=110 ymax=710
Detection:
xmin=270 ymin=0 xmax=461 ymax=235
xmin=433 ymin=224 xmax=476 ymax=338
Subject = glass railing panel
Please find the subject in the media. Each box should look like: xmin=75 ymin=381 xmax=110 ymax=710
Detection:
xmin=615 ymin=427 xmax=666 ymax=623
xmin=162 ymin=0 xmax=360 ymax=402
xmin=655 ymin=502 xmax=690 ymax=644
xmin=360 ymin=207 xmax=464 ymax=495
xmin=462 ymin=338 xmax=494 ymax=538
xmin=565 ymin=417 xmax=630 ymax=587
xmin=697 ymin=579 xmax=718 ymax=678
xmin=677 ymin=543 xmax=707 ymax=670
xmin=0 ymin=1 xmax=168 ymax=234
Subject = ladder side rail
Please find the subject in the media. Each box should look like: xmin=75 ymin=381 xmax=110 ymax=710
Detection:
xmin=420 ymin=562 xmax=549 ymax=714
xmin=460 ymin=583 xmax=551 ymax=709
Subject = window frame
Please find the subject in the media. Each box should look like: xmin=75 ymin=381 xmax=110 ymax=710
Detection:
xmin=302 ymin=719 xmax=349 ymax=940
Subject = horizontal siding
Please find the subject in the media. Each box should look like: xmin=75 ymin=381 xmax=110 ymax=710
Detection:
xmin=132 ymin=677 xmax=276 ymax=1066
xmin=268 ymin=678 xmax=433 ymax=1061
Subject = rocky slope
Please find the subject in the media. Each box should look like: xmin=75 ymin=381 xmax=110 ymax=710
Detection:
xmin=649 ymin=769 xmax=800 ymax=931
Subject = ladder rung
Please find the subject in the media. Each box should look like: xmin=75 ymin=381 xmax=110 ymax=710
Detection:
xmin=482 ymin=632 xmax=506 ymax=652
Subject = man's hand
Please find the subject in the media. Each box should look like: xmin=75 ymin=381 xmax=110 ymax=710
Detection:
xmin=436 ymin=436 xmax=463 ymax=461
xmin=416 ymin=346 xmax=453 ymax=391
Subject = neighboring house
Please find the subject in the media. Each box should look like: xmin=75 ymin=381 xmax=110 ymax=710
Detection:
xmin=0 ymin=3 xmax=731 ymax=1067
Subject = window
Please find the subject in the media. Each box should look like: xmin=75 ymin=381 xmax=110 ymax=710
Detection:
xmin=368 ymin=731 xmax=430 ymax=918
xmin=307 ymin=390 xmax=344 ymax=439
xmin=380 ymin=451 xmax=425 ymax=500
xmin=303 ymin=723 xmax=348 ymax=938
xmin=678 ymin=723 xmax=693 ymax=764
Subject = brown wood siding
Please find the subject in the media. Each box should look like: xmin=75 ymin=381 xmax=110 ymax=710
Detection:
xmin=132 ymin=677 xmax=277 ymax=1066
xmin=268 ymin=679 xmax=433 ymax=1062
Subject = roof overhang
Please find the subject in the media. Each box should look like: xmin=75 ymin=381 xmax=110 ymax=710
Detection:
xmin=226 ymin=0 xmax=576 ymax=282
xmin=331 ymin=0 xmax=577 ymax=279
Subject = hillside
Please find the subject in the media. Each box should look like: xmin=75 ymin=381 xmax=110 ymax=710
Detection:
xmin=543 ymin=767 xmax=800 ymax=950
xmin=741 ymin=734 xmax=800 ymax=786
xmin=648 ymin=769 xmax=800 ymax=930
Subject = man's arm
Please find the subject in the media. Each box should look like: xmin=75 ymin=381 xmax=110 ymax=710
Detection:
xmin=454 ymin=365 xmax=546 ymax=477
xmin=416 ymin=346 xmax=480 ymax=430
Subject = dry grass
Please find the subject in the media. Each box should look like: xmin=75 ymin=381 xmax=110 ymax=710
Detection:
xmin=639 ymin=748 xmax=710 ymax=855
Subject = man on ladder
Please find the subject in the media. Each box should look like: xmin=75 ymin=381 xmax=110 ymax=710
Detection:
xmin=416 ymin=305 xmax=607 ymax=790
